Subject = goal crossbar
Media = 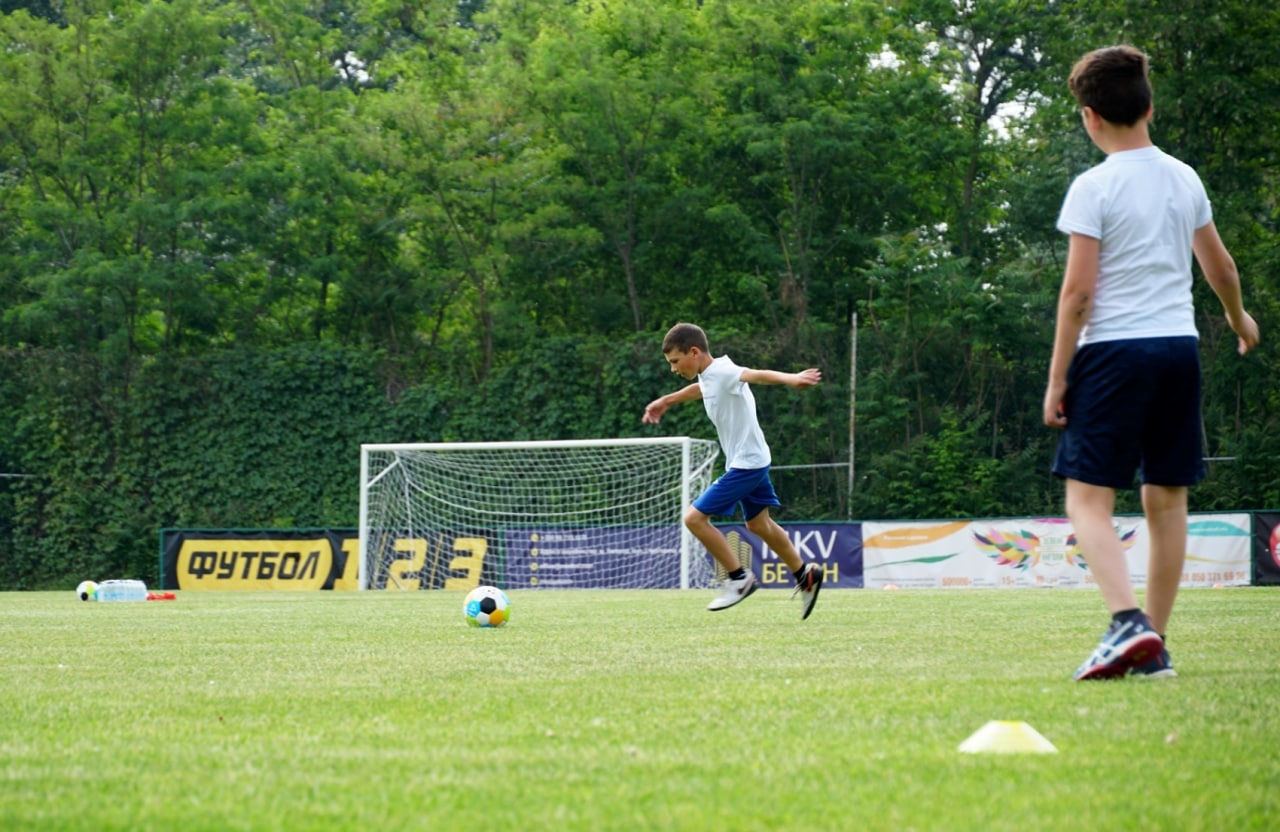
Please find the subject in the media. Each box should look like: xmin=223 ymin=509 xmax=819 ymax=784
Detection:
xmin=360 ymin=437 xmax=699 ymax=453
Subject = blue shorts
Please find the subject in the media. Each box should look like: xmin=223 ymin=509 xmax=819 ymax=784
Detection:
xmin=1053 ymin=337 xmax=1205 ymax=489
xmin=694 ymin=467 xmax=781 ymax=520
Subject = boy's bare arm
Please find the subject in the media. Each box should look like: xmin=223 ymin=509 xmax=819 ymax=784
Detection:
xmin=1044 ymin=233 xmax=1100 ymax=428
xmin=1193 ymin=221 xmax=1260 ymax=355
xmin=642 ymin=383 xmax=702 ymax=424
xmin=739 ymin=368 xmax=822 ymax=387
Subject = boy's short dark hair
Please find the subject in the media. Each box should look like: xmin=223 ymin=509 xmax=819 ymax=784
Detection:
xmin=1068 ymin=45 xmax=1152 ymax=127
xmin=662 ymin=322 xmax=709 ymax=354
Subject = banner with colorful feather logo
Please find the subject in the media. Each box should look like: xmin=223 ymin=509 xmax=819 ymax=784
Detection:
xmin=861 ymin=513 xmax=1251 ymax=589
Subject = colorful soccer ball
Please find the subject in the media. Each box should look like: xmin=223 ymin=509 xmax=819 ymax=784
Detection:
xmin=464 ymin=585 xmax=510 ymax=628
xmin=76 ymin=580 xmax=98 ymax=602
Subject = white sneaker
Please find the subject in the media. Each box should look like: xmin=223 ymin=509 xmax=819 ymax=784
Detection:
xmin=707 ymin=572 xmax=758 ymax=611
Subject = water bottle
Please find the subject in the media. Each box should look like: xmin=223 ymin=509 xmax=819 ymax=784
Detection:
xmin=96 ymin=579 xmax=148 ymax=602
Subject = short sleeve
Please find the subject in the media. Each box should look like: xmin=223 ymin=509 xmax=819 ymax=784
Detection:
xmin=1193 ymin=177 xmax=1213 ymax=230
xmin=1057 ymin=175 xmax=1102 ymax=239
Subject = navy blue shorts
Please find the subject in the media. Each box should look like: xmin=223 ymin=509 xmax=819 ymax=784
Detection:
xmin=1053 ymin=337 xmax=1205 ymax=489
xmin=694 ymin=467 xmax=781 ymax=520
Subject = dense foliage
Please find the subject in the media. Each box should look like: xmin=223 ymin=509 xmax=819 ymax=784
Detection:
xmin=1 ymin=0 xmax=1276 ymax=587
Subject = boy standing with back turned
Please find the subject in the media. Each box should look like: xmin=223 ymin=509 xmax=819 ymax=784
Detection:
xmin=1044 ymin=46 xmax=1259 ymax=680
xmin=642 ymin=323 xmax=825 ymax=618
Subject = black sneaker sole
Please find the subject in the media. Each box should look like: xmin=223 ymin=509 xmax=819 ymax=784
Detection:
xmin=800 ymin=569 xmax=823 ymax=620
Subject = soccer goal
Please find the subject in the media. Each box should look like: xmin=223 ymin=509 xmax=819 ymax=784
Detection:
xmin=358 ymin=438 xmax=721 ymax=591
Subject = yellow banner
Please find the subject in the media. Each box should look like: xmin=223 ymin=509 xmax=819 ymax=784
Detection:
xmin=165 ymin=532 xmax=361 ymax=590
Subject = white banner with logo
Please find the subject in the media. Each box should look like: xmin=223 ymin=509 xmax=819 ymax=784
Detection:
xmin=862 ymin=513 xmax=1251 ymax=589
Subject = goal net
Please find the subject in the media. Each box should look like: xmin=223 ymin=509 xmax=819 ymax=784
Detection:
xmin=358 ymin=438 xmax=721 ymax=591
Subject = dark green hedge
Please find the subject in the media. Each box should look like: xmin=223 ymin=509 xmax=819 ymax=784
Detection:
xmin=0 ymin=339 xmax=720 ymax=589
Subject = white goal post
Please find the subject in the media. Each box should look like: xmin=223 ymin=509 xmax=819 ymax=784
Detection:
xmin=358 ymin=438 xmax=721 ymax=591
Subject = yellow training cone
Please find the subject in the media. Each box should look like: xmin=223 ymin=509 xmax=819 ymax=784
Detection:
xmin=958 ymin=720 xmax=1058 ymax=754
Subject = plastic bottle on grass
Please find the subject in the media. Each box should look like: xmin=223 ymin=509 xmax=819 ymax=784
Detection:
xmin=96 ymin=579 xmax=148 ymax=602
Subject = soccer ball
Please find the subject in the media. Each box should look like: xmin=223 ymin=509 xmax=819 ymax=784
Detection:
xmin=463 ymin=585 xmax=510 ymax=628
xmin=76 ymin=580 xmax=98 ymax=602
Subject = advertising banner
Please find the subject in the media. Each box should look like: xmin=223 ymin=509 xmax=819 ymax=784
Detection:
xmin=862 ymin=513 xmax=1252 ymax=589
xmin=504 ymin=527 xmax=685 ymax=589
xmin=1253 ymin=512 xmax=1280 ymax=586
xmin=164 ymin=512 xmax=1257 ymax=591
xmin=165 ymin=526 xmax=693 ymax=591
xmin=1182 ymin=514 xmax=1255 ymax=586
xmin=160 ymin=528 xmax=359 ymax=590
xmin=715 ymin=522 xmax=863 ymax=589
xmin=366 ymin=530 xmax=504 ymax=591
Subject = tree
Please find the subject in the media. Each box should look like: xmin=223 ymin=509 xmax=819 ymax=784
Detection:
xmin=888 ymin=0 xmax=1066 ymax=264
xmin=0 ymin=1 xmax=261 ymax=360
xmin=513 ymin=0 xmax=710 ymax=332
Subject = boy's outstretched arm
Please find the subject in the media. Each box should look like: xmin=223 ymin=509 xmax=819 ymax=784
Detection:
xmin=739 ymin=368 xmax=822 ymax=387
xmin=642 ymin=383 xmax=702 ymax=424
xmin=1192 ymin=221 xmax=1260 ymax=355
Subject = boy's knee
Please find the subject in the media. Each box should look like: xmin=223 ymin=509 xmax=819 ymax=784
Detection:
xmin=745 ymin=512 xmax=772 ymax=537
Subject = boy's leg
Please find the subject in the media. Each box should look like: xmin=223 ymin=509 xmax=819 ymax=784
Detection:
xmin=684 ymin=506 xmax=740 ymax=572
xmin=744 ymin=508 xmax=803 ymax=572
xmin=1065 ymin=479 xmax=1136 ymax=613
xmin=686 ymin=506 xmax=758 ymax=611
xmin=745 ymin=508 xmax=822 ymax=619
xmin=1141 ymin=483 xmax=1187 ymax=635
xmin=1066 ymin=478 xmax=1163 ymax=680
xmin=1129 ymin=338 xmax=1200 ymax=676
xmin=1125 ymin=485 xmax=1185 ymax=679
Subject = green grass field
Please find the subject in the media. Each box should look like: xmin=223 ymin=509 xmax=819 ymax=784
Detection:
xmin=2 ymin=587 xmax=1277 ymax=831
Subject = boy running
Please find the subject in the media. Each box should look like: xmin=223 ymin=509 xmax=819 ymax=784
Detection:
xmin=643 ymin=323 xmax=824 ymax=618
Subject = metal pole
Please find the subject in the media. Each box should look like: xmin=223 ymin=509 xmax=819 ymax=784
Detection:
xmin=847 ymin=312 xmax=857 ymax=519
xmin=680 ymin=437 xmax=692 ymax=590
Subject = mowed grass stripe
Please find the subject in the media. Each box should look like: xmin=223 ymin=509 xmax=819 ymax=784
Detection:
xmin=1 ymin=588 xmax=1276 ymax=831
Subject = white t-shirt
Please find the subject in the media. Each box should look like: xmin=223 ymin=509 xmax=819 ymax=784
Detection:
xmin=698 ymin=355 xmax=771 ymax=470
xmin=1056 ymin=145 xmax=1212 ymax=345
